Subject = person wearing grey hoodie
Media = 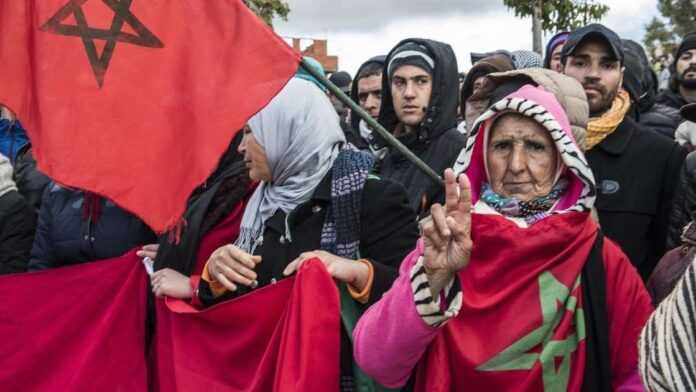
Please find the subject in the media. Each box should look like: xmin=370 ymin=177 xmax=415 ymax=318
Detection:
xmin=0 ymin=153 xmax=36 ymax=274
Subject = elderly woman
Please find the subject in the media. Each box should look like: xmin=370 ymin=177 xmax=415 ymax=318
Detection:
xmin=353 ymin=83 xmax=654 ymax=391
xmin=199 ymin=77 xmax=419 ymax=389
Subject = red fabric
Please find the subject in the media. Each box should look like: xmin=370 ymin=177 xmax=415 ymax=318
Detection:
xmin=191 ymin=183 xmax=257 ymax=276
xmin=415 ymin=212 xmax=597 ymax=392
xmin=0 ymin=251 xmax=148 ymax=392
xmin=152 ymin=260 xmax=341 ymax=392
xmin=0 ymin=1 xmax=300 ymax=232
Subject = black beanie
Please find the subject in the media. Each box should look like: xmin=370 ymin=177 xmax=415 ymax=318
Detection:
xmin=387 ymin=42 xmax=435 ymax=80
xmin=676 ymin=31 xmax=696 ymax=60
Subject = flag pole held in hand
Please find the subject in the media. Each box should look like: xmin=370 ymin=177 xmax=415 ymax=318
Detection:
xmin=299 ymin=58 xmax=444 ymax=187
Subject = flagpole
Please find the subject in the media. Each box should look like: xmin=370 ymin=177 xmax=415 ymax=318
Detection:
xmin=299 ymin=58 xmax=444 ymax=187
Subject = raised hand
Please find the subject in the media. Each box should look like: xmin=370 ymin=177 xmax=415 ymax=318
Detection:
xmin=421 ymin=168 xmax=473 ymax=296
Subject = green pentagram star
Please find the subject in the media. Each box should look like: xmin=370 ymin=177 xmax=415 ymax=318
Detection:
xmin=478 ymin=272 xmax=586 ymax=392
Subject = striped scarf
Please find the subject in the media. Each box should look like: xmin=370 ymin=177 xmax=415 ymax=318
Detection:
xmin=640 ymin=254 xmax=696 ymax=391
xmin=320 ymin=146 xmax=374 ymax=259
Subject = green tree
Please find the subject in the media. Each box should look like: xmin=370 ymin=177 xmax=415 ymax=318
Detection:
xmin=244 ymin=0 xmax=290 ymax=27
xmin=504 ymin=0 xmax=610 ymax=54
xmin=643 ymin=0 xmax=696 ymax=61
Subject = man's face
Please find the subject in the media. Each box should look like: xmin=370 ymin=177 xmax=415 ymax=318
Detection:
xmin=390 ymin=65 xmax=432 ymax=129
xmin=676 ymin=49 xmax=696 ymax=90
xmin=550 ymin=44 xmax=565 ymax=73
xmin=563 ymin=39 xmax=624 ymax=117
xmin=357 ymin=74 xmax=382 ymax=119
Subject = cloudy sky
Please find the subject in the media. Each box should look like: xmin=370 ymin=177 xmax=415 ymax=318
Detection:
xmin=273 ymin=0 xmax=660 ymax=74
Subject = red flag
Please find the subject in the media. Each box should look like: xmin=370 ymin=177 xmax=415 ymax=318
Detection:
xmin=0 ymin=251 xmax=149 ymax=392
xmin=152 ymin=260 xmax=341 ymax=392
xmin=0 ymin=0 xmax=300 ymax=231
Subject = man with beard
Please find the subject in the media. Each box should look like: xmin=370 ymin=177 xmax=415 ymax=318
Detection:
xmin=656 ymin=32 xmax=696 ymax=112
xmin=376 ymin=39 xmax=466 ymax=216
xmin=562 ymin=24 xmax=687 ymax=279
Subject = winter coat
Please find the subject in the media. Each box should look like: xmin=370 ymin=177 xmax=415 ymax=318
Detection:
xmin=13 ymin=145 xmax=50 ymax=211
xmin=647 ymin=221 xmax=696 ymax=305
xmin=28 ymin=184 xmax=156 ymax=270
xmin=0 ymin=155 xmax=35 ymax=274
xmin=656 ymin=88 xmax=689 ymax=112
xmin=587 ymin=117 xmax=687 ymax=279
xmin=639 ymin=103 xmax=682 ymax=139
xmin=667 ymin=150 xmax=696 ymax=250
xmin=376 ymin=38 xmax=467 ymax=215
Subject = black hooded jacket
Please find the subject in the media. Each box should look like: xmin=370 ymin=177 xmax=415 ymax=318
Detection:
xmin=376 ymin=38 xmax=466 ymax=215
xmin=350 ymin=55 xmax=387 ymax=137
xmin=622 ymin=39 xmax=681 ymax=139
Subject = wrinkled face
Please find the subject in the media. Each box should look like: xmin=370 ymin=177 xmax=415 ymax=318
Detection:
xmin=550 ymin=44 xmax=565 ymax=73
xmin=563 ymin=39 xmax=624 ymax=117
xmin=357 ymin=74 xmax=383 ymax=119
xmin=486 ymin=114 xmax=559 ymax=202
xmin=676 ymin=49 xmax=696 ymax=89
xmin=390 ymin=65 xmax=432 ymax=130
xmin=238 ymin=126 xmax=272 ymax=182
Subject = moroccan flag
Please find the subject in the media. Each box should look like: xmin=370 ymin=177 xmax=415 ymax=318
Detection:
xmin=0 ymin=0 xmax=300 ymax=231
xmin=0 ymin=251 xmax=149 ymax=392
xmin=152 ymin=260 xmax=341 ymax=391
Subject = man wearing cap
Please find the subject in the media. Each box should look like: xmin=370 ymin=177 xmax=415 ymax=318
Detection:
xmin=562 ymin=23 xmax=687 ymax=279
xmin=376 ymin=38 xmax=466 ymax=215
xmin=349 ymin=55 xmax=388 ymax=157
xmin=656 ymin=31 xmax=696 ymax=112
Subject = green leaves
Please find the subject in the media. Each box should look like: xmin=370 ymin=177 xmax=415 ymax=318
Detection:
xmin=643 ymin=0 xmax=696 ymax=62
xmin=243 ymin=0 xmax=290 ymax=27
xmin=503 ymin=0 xmax=610 ymax=33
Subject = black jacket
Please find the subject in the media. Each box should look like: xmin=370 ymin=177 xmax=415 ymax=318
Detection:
xmin=0 ymin=190 xmax=36 ymax=274
xmin=656 ymin=88 xmax=689 ymax=112
xmin=639 ymin=103 xmax=682 ymax=139
xmin=587 ymin=117 xmax=686 ymax=279
xmin=201 ymin=172 xmax=419 ymax=306
xmin=28 ymin=184 xmax=156 ymax=270
xmin=376 ymin=38 xmax=466 ymax=215
xmin=667 ymin=151 xmax=696 ymax=250
xmin=13 ymin=145 xmax=51 ymax=211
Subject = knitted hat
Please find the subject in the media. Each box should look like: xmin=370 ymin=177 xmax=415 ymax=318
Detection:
xmin=387 ymin=42 xmax=435 ymax=79
xmin=544 ymin=31 xmax=569 ymax=68
xmin=675 ymin=31 xmax=696 ymax=61
xmin=329 ymin=71 xmax=352 ymax=92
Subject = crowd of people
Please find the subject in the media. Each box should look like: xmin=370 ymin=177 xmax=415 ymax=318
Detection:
xmin=3 ymin=20 xmax=696 ymax=392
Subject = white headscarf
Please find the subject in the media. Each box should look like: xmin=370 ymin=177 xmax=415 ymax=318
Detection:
xmin=236 ymin=78 xmax=345 ymax=253
xmin=0 ymin=154 xmax=17 ymax=199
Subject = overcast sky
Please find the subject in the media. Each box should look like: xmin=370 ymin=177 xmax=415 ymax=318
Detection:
xmin=274 ymin=0 xmax=659 ymax=74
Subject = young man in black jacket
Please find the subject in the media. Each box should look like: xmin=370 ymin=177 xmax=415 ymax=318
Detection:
xmin=0 ymin=153 xmax=36 ymax=274
xmin=562 ymin=24 xmax=687 ymax=280
xmin=376 ymin=38 xmax=466 ymax=216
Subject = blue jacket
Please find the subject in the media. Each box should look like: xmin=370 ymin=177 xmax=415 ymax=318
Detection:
xmin=28 ymin=183 xmax=156 ymax=270
xmin=0 ymin=119 xmax=29 ymax=163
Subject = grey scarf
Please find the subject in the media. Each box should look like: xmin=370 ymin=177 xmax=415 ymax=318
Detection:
xmin=236 ymin=78 xmax=345 ymax=253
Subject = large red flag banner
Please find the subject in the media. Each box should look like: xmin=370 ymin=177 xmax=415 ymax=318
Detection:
xmin=0 ymin=0 xmax=300 ymax=232
xmin=0 ymin=258 xmax=340 ymax=391
xmin=0 ymin=252 xmax=149 ymax=392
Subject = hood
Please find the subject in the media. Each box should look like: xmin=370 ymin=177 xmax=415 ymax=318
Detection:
xmin=377 ymin=38 xmax=459 ymax=146
xmin=453 ymin=84 xmax=596 ymax=219
xmin=0 ymin=154 xmax=18 ymax=198
xmin=350 ymin=55 xmax=387 ymax=132
xmin=464 ymin=68 xmax=589 ymax=151
xmin=622 ymin=39 xmax=656 ymax=113
xmin=460 ymin=53 xmax=515 ymax=110
xmin=543 ymin=31 xmax=569 ymax=69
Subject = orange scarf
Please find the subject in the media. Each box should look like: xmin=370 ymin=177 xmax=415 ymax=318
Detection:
xmin=586 ymin=89 xmax=631 ymax=150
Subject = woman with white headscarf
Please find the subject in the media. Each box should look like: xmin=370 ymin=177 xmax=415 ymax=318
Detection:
xmin=197 ymin=77 xmax=419 ymax=390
